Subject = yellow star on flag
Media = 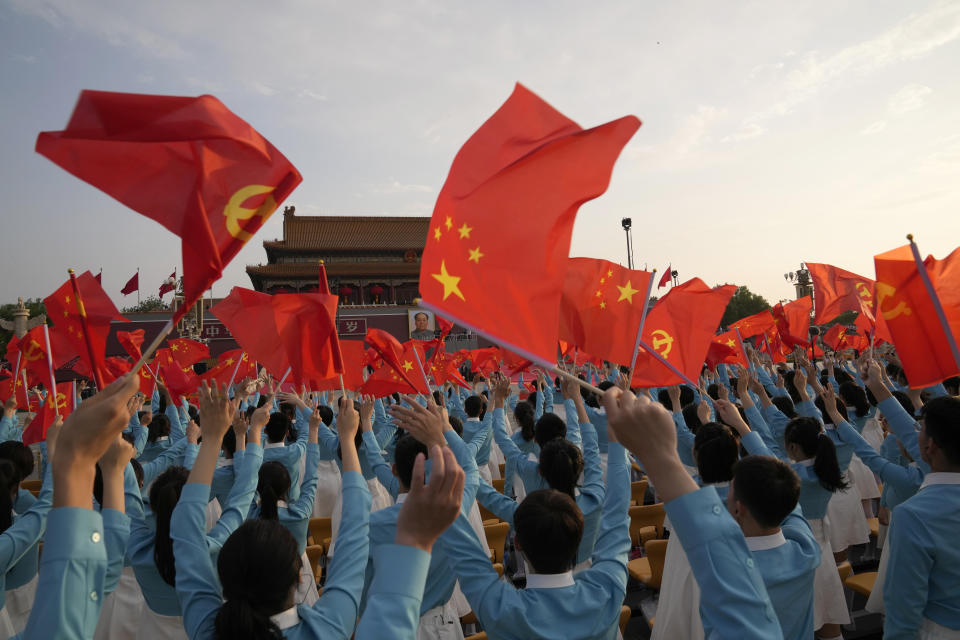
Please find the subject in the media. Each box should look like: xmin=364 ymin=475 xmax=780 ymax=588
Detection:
xmin=402 ymin=361 xmax=414 ymax=372
xmin=599 ymin=300 xmax=607 ymax=309
xmin=434 ymin=228 xmax=443 ymax=241
xmin=171 ymin=343 xmax=180 ymax=351
xmin=445 ymin=216 xmax=453 ymax=230
xmin=600 ymin=277 xmax=606 ymax=284
xmin=595 ymin=289 xmax=603 ymax=298
xmin=726 ymin=339 xmax=736 ymax=347
xmin=468 ymin=247 xmax=484 ymax=263
xmin=224 ymin=358 xmax=235 ymax=366
xmin=607 ymin=270 xmax=613 ymax=278
xmin=617 ymin=280 xmax=639 ymax=304
xmin=431 ymin=260 xmax=465 ymax=301
xmin=457 ymin=223 xmax=473 ymax=239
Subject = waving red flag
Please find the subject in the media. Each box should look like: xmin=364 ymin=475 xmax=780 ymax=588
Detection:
xmin=16 ymin=327 xmax=53 ymax=388
xmin=806 ymin=262 xmax=876 ymax=324
xmin=658 ymin=267 xmax=671 ymax=289
xmin=429 ymin=347 xmax=471 ymax=390
xmin=730 ymin=309 xmax=776 ymax=339
xmin=436 ymin=316 xmax=455 ymax=341
xmin=771 ymin=297 xmax=813 ymax=349
xmin=121 ymin=272 xmax=139 ymax=296
xmin=467 ymin=347 xmax=501 ymax=376
xmin=364 ymin=329 xmax=425 ymax=390
xmin=117 ymin=329 xmax=145 ymax=361
xmin=418 ymin=84 xmax=640 ymax=365
xmin=559 ymin=257 xmax=653 ymax=367
xmin=159 ymin=362 xmax=201 ymax=404
xmin=37 ymin=90 xmax=302 ymax=317
xmin=309 ymin=340 xmax=366 ymax=392
xmin=631 ymin=280 xmax=736 ymax=387
xmin=360 ymin=341 xmax=430 ymax=397
xmin=168 ymin=338 xmax=210 ymax=368
xmin=706 ymin=329 xmax=748 ymax=368
xmin=201 ymin=349 xmax=253 ymax=386
xmin=22 ymin=382 xmax=75 ymax=446
xmin=874 ymin=243 xmax=960 ymax=387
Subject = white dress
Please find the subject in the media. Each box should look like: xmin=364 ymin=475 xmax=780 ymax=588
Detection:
xmin=94 ymin=567 xmax=145 ymax=640
xmin=848 ymin=454 xmax=881 ymax=501
xmin=327 ymin=477 xmax=393 ymax=557
xmin=4 ymin=573 xmax=37 ymax=634
xmin=651 ymin=535 xmax=704 ymax=640
xmin=312 ymin=459 xmax=341 ymax=518
xmin=825 ymin=472 xmax=870 ymax=552
xmin=809 ymin=517 xmax=851 ymax=628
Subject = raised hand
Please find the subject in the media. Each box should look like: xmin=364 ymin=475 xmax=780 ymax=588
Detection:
xmin=197 ymin=382 xmax=235 ymax=443
xmin=185 ymin=420 xmax=201 ymax=444
xmin=389 ymin=397 xmax=447 ymax=448
xmin=395 ymin=444 xmax=465 ymax=553
xmin=715 ymin=399 xmax=750 ymax=436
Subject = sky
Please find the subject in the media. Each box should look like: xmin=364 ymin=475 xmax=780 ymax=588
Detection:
xmin=1 ymin=0 xmax=958 ymax=309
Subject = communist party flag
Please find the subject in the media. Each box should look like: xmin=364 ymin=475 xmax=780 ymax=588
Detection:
xmin=360 ymin=341 xmax=430 ymax=397
xmin=730 ymin=309 xmax=776 ymax=339
xmin=822 ymin=324 xmax=848 ymax=351
xmin=705 ymin=329 xmax=748 ymax=368
xmin=806 ymin=262 xmax=876 ymax=324
xmin=631 ymin=280 xmax=737 ymax=387
xmin=44 ymin=271 xmax=124 ymax=380
xmin=16 ymin=326 xmax=53 ymax=388
xmin=418 ymin=84 xmax=640 ymax=365
xmin=117 ymin=329 xmax=145 ymax=361
xmin=167 ymin=338 xmax=210 ymax=368
xmin=36 ymin=90 xmax=302 ymax=316
xmin=874 ymin=243 xmax=960 ymax=387
xmin=201 ymin=349 xmax=256 ymax=386
xmin=559 ymin=257 xmax=653 ymax=367
xmin=771 ymin=297 xmax=812 ymax=349
xmin=22 ymin=381 xmax=74 ymax=446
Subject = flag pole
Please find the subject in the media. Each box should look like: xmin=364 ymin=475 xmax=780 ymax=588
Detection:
xmin=636 ymin=338 xmax=699 ymax=388
xmin=628 ymin=270 xmax=658 ymax=381
xmin=67 ymin=269 xmax=106 ymax=390
xmin=130 ymin=319 xmax=175 ymax=379
xmin=227 ymin=353 xmax=246 ymax=390
xmin=734 ymin=328 xmax=753 ymax=372
xmin=278 ymin=366 xmax=292 ymax=388
xmin=42 ymin=324 xmax=59 ymax=418
xmin=137 ymin=267 xmax=140 ymax=305
xmin=410 ymin=343 xmax=432 ymax=393
xmin=549 ymin=365 xmax=604 ymax=396
xmin=907 ymin=234 xmax=960 ymax=373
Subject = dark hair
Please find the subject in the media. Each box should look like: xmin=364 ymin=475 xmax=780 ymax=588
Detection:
xmin=149 ymin=466 xmax=190 ymax=586
xmin=814 ymin=395 xmax=848 ymax=426
xmin=538 ymin=439 xmax=584 ymax=497
xmin=0 ymin=441 xmax=34 ymax=479
xmin=920 ymin=396 xmax=960 ymax=466
xmin=278 ymin=402 xmax=296 ymax=421
xmin=833 ymin=368 xmax=853 ymax=386
xmin=0 ymin=459 xmax=21 ymax=533
xmin=147 ymin=413 xmax=171 ymax=443
xmin=944 ymin=376 xmax=960 ymax=397
xmin=188 ymin=405 xmax=200 ymax=424
xmin=514 ymin=401 xmax=536 ymax=442
xmin=221 ymin=429 xmax=237 ymax=456
xmin=657 ymin=385 xmax=696 ymax=409
xmin=432 ymin=390 xmax=443 ymax=406
xmin=839 ymin=382 xmax=870 ymax=418
xmin=890 ymin=390 xmax=914 ymax=417
xmin=315 ymin=405 xmax=333 ymax=426
xmin=394 ymin=434 xmax=428 ymax=489
xmin=782 ymin=371 xmax=803 ymax=405
xmin=264 ymin=413 xmax=291 ymax=444
xmin=886 ymin=362 xmax=906 ymax=386
xmin=215 ymin=520 xmax=300 ymax=640
xmin=130 ymin=458 xmax=145 ymax=489
xmin=257 ymin=462 xmax=291 ymax=521
xmin=706 ymin=384 xmax=720 ymax=401
xmin=533 ymin=413 xmax=566 ymax=448
xmin=514 ymin=490 xmax=583 ymax=574
xmin=784 ymin=417 xmax=847 ymax=492
xmin=693 ymin=423 xmax=739 ymax=484
xmin=448 ymin=415 xmax=463 ymax=437
xmin=731 ymin=455 xmax=801 ymax=528
xmin=771 ymin=395 xmax=797 ymax=419
xmin=464 ymin=395 xmax=484 ymax=418
xmin=681 ymin=403 xmax=704 ymax=434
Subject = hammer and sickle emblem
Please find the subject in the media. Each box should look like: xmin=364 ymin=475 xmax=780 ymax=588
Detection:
xmin=224 ymin=185 xmax=278 ymax=242
xmin=876 ymin=282 xmax=911 ymax=320
xmin=650 ymin=330 xmax=674 ymax=358
xmin=55 ymin=392 xmax=68 ymax=411
xmin=22 ymin=340 xmax=43 ymax=362
xmin=855 ymin=282 xmax=872 ymax=300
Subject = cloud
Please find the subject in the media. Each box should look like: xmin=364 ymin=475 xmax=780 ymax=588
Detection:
xmin=888 ymin=83 xmax=932 ymax=114
xmin=861 ymin=121 xmax=887 ymax=135
xmin=374 ymin=180 xmax=435 ymax=195
xmin=673 ymin=105 xmax=727 ymax=155
xmin=722 ymin=121 xmax=766 ymax=143
xmin=13 ymin=54 xmax=37 ymax=63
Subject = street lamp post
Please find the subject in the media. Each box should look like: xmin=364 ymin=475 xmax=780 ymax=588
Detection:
xmin=621 ymin=218 xmax=634 ymax=270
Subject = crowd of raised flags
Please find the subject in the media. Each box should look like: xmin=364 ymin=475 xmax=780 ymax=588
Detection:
xmin=0 ymin=84 xmax=955 ymax=639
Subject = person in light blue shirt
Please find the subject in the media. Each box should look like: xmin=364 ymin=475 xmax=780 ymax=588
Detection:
xmin=262 ymin=392 xmax=310 ymax=503
xmin=0 ymin=397 xmax=22 ymax=442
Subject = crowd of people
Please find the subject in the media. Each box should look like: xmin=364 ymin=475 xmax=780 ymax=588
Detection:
xmin=0 ymin=339 xmax=956 ymax=640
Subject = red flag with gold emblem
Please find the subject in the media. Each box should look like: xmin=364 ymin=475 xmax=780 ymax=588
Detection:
xmin=418 ymin=84 xmax=640 ymax=365
xmin=705 ymin=329 xmax=748 ymax=368
xmin=201 ymin=349 xmax=256 ymax=386
xmin=16 ymin=327 xmax=52 ymax=388
xmin=822 ymin=324 xmax=848 ymax=351
xmin=36 ymin=90 xmax=302 ymax=316
xmin=806 ymin=262 xmax=876 ymax=324
xmin=874 ymin=244 xmax=960 ymax=387
xmin=559 ymin=257 xmax=653 ymax=367
xmin=631 ymin=280 xmax=736 ymax=387
xmin=22 ymin=381 xmax=74 ymax=446
xmin=167 ymin=338 xmax=210 ymax=368
xmin=730 ymin=309 xmax=776 ymax=339
xmin=429 ymin=347 xmax=471 ymax=390
xmin=360 ymin=341 xmax=430 ymax=397
xmin=771 ymin=297 xmax=812 ymax=349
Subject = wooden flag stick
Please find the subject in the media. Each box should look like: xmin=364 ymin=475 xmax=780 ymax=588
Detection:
xmin=636 ymin=338 xmax=699 ymax=388
xmin=549 ymin=365 xmax=603 ymax=396
xmin=339 ymin=374 xmax=347 ymax=400
xmin=410 ymin=344 xmax=432 ymax=393
xmin=907 ymin=234 xmax=960 ymax=372
xmin=67 ymin=269 xmax=106 ymax=389
xmin=130 ymin=319 xmax=175 ymax=381
xmin=628 ymin=269 xmax=658 ymax=382
xmin=278 ymin=366 xmax=292 ymax=388
xmin=226 ymin=353 xmax=246 ymax=389
xmin=42 ymin=324 xmax=59 ymax=418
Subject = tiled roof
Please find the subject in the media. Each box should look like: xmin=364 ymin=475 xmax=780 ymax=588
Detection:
xmin=266 ymin=213 xmax=430 ymax=251
xmin=246 ymin=262 xmax=421 ymax=278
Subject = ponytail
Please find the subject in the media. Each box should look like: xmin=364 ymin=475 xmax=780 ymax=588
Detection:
xmin=784 ymin=417 xmax=848 ymax=492
xmin=514 ymin=401 xmax=536 ymax=442
xmin=149 ymin=466 xmax=189 ymax=586
xmin=216 ymin=520 xmax=301 ymax=640
xmin=256 ymin=462 xmax=290 ymax=521
xmin=839 ymin=382 xmax=870 ymax=418
xmin=0 ymin=459 xmax=20 ymax=533
xmin=147 ymin=414 xmax=171 ymax=443
xmin=538 ymin=439 xmax=583 ymax=498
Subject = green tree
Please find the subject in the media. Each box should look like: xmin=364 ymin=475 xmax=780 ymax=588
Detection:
xmin=821 ymin=309 xmax=858 ymax=327
xmin=720 ymin=286 xmax=771 ymax=327
xmin=122 ymin=296 xmax=169 ymax=314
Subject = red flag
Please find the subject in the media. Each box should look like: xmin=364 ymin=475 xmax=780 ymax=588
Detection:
xmin=313 ymin=260 xmax=346 ymax=380
xmin=94 ymin=270 xmax=102 ymax=285
xmin=159 ymin=271 xmax=177 ymax=297
xmin=201 ymin=349 xmax=256 ymax=386
xmin=44 ymin=271 xmax=125 ymax=380
xmin=210 ymin=288 xmax=287 ymax=377
xmin=0 ymin=337 xmax=26 ymax=407
xmin=137 ymin=362 xmax=158 ymax=395
xmin=658 ymin=267 xmax=671 ymax=289
xmin=103 ymin=356 xmax=134 ymax=383
xmin=437 ymin=316 xmax=455 ymax=341
xmin=360 ymin=341 xmax=430 ymax=397
xmin=806 ymin=262 xmax=876 ymax=324
xmin=467 ymin=347 xmax=501 ymax=376
xmin=310 ymin=340 xmax=366 ymax=392
xmin=159 ymin=362 xmax=200 ymax=404
xmin=631 ymin=280 xmax=737 ymax=387
xmin=500 ymin=347 xmax=534 ymax=377
xmin=559 ymin=257 xmax=653 ymax=367
xmin=121 ymin=272 xmax=139 ymax=296
xmin=428 ymin=346 xmax=471 ymax=390
xmin=17 ymin=327 xmax=52 ymax=388
xmin=117 ymin=329 xmax=145 ymax=361
xmin=730 ymin=309 xmax=776 ymax=338
xmin=874 ymin=244 xmax=960 ymax=387
xmin=770 ymin=297 xmax=812 ymax=349
xmin=22 ymin=382 xmax=74 ymax=446
xmin=167 ymin=338 xmax=210 ymax=368
xmin=822 ymin=324 xmax=848 ymax=351
xmin=364 ymin=329 xmax=425 ymax=391
xmin=318 ymin=261 xmax=332 ymax=295
xmin=37 ymin=90 xmax=302 ymax=316
xmin=705 ymin=329 xmax=748 ymax=368
xmin=418 ymin=84 xmax=640 ymax=365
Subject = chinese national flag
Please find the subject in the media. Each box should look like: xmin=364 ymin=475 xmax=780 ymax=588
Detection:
xmin=806 ymin=262 xmax=876 ymax=324
xmin=631 ymin=280 xmax=736 ymax=387
xmin=167 ymin=338 xmax=210 ymax=368
xmin=44 ymin=271 xmax=125 ymax=380
xmin=211 ymin=288 xmax=287 ymax=378
xmin=121 ymin=272 xmax=139 ymax=296
xmin=437 ymin=316 xmax=455 ymax=341
xmin=360 ymin=341 xmax=430 ymax=397
xmin=201 ymin=349 xmax=258 ymax=387
xmin=822 ymin=324 xmax=848 ymax=351
xmin=759 ymin=328 xmax=790 ymax=364
xmin=730 ymin=309 xmax=776 ymax=339
xmin=310 ymin=340 xmax=366 ymax=392
xmin=874 ymin=244 xmax=960 ymax=387
xmin=705 ymin=329 xmax=748 ymax=369
xmin=500 ymin=348 xmax=533 ymax=377
xmin=559 ymin=257 xmax=653 ymax=367
xmin=429 ymin=347 xmax=471 ymax=390
xmin=467 ymin=347 xmax=501 ymax=376
xmin=117 ymin=329 xmax=145 ymax=361
xmin=160 ymin=362 xmax=201 ymax=403
xmin=364 ymin=329 xmax=425 ymax=391
xmin=419 ymin=84 xmax=640 ymax=365
xmin=36 ymin=90 xmax=302 ymax=316
xmin=22 ymin=382 xmax=75 ymax=446
xmin=771 ymin=297 xmax=812 ymax=349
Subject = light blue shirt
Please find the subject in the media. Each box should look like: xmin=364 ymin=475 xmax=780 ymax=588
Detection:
xmin=0 ymin=465 xmax=52 ymax=611
xmin=263 ymin=408 xmax=310 ymax=502
xmin=249 ymin=443 xmax=321 ymax=555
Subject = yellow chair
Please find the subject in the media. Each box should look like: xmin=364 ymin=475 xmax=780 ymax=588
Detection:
xmin=478 ymin=502 xmax=500 ymax=524
xmin=305 ymin=544 xmax=324 ymax=584
xmin=631 ymin=479 xmax=649 ymax=506
xmin=464 ymin=632 xmax=487 ymax=640
xmin=836 ymin=560 xmax=852 ymax=582
xmin=308 ymin=517 xmax=332 ymax=552
xmin=492 ymin=478 xmax=506 ymax=494
xmin=628 ymin=503 xmax=666 ymax=546
xmin=21 ymin=479 xmax=41 ymax=497
xmin=619 ymin=605 xmax=632 ymax=636
xmin=867 ymin=517 xmax=879 ymax=538
xmin=627 ymin=539 xmax=668 ymax=589
xmin=844 ymin=571 xmax=878 ymax=598
xmin=484 ymin=522 xmax=510 ymax=564
xmin=498 ymin=463 xmax=505 ymax=478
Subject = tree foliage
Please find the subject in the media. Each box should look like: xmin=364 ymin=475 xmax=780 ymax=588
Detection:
xmin=122 ymin=296 xmax=169 ymax=314
xmin=720 ymin=286 xmax=771 ymax=327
